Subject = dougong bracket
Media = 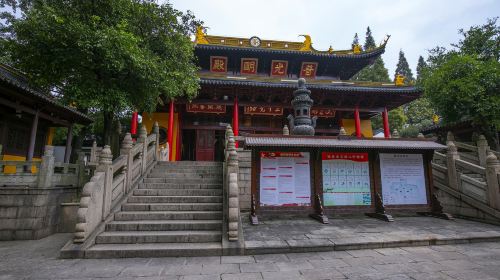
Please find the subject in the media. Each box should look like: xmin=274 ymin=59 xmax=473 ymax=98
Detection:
xmin=417 ymin=194 xmax=453 ymax=220
xmin=250 ymin=194 xmax=259 ymax=225
xmin=366 ymin=192 xmax=394 ymax=222
xmin=310 ymin=194 xmax=329 ymax=224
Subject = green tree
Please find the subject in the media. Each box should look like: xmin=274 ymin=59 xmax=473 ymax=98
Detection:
xmin=416 ymin=55 xmax=427 ymax=84
xmin=363 ymin=26 xmax=376 ymax=50
xmin=394 ymin=49 xmax=414 ymax=83
xmin=352 ymin=32 xmax=359 ymax=47
xmin=351 ymin=26 xmax=391 ymax=82
xmin=1 ymin=0 xmax=201 ymax=145
xmin=371 ymin=106 xmax=407 ymax=134
xmin=421 ymin=18 xmax=500 ymax=148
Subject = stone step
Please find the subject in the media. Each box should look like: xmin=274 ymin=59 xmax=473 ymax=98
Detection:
xmin=148 ymin=173 xmax=222 ymax=179
xmin=157 ymin=161 xmax=222 ymax=167
xmin=106 ymin=220 xmax=222 ymax=231
xmin=114 ymin=211 xmax=223 ymax=221
xmin=152 ymin=167 xmax=223 ymax=173
xmin=128 ymin=195 xmax=222 ymax=203
xmin=95 ymin=231 xmax=221 ymax=244
xmin=138 ymin=183 xmax=222 ymax=189
xmin=143 ymin=178 xmax=222 ymax=184
xmin=85 ymin=242 xmax=222 ymax=258
xmin=122 ymin=203 xmax=222 ymax=211
xmin=133 ymin=189 xmax=222 ymax=197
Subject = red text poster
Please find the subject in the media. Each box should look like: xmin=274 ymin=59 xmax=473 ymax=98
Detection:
xmin=260 ymin=152 xmax=310 ymax=206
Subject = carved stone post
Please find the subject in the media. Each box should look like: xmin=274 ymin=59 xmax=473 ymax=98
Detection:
xmin=446 ymin=131 xmax=455 ymax=144
xmin=97 ymin=145 xmax=113 ymax=220
xmin=227 ymin=135 xmax=239 ymax=241
xmin=137 ymin=125 xmax=148 ymax=175
xmin=121 ymin=133 xmax=133 ymax=194
xmin=486 ymin=152 xmax=500 ymax=210
xmin=37 ymin=146 xmax=55 ymax=188
xmin=77 ymin=151 xmax=86 ymax=189
xmin=392 ymin=129 xmax=400 ymax=138
xmin=153 ymin=121 xmax=160 ymax=161
xmin=90 ymin=140 xmax=98 ymax=164
xmin=477 ymin=135 xmax=489 ymax=167
xmin=446 ymin=142 xmax=460 ymax=191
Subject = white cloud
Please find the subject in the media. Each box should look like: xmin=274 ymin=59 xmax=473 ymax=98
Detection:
xmin=168 ymin=0 xmax=499 ymax=78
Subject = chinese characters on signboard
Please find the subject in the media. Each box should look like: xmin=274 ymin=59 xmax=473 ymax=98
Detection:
xmin=241 ymin=58 xmax=258 ymax=75
xmin=300 ymin=62 xmax=318 ymax=78
xmin=271 ymin=60 xmax=288 ymax=77
xmin=311 ymin=108 xmax=335 ymax=118
xmin=244 ymin=106 xmax=283 ymax=116
xmin=321 ymin=152 xmax=371 ymax=206
xmin=186 ymin=103 xmax=226 ymax=114
xmin=210 ymin=56 xmax=227 ymax=73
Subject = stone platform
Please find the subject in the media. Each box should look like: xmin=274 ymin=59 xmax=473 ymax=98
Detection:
xmin=243 ymin=216 xmax=500 ymax=255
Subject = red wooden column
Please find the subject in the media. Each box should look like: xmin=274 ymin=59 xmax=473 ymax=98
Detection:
xmin=168 ymin=100 xmax=175 ymax=161
xmin=233 ymin=96 xmax=239 ymax=148
xmin=354 ymin=107 xmax=361 ymax=138
xmin=382 ymin=107 xmax=390 ymax=138
xmin=130 ymin=111 xmax=138 ymax=135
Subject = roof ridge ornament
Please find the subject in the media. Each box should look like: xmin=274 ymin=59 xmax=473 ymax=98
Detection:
xmin=299 ymin=35 xmax=313 ymax=51
xmin=195 ymin=26 xmax=209 ymax=44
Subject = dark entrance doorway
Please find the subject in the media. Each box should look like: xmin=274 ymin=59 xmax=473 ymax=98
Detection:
xmin=196 ymin=130 xmax=215 ymax=161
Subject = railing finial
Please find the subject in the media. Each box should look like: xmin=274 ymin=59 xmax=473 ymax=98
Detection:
xmin=99 ymin=145 xmax=112 ymax=165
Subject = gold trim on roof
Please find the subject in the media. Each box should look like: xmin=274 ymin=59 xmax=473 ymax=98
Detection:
xmin=193 ymin=26 xmax=390 ymax=55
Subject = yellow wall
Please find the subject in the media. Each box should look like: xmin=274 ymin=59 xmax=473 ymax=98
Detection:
xmin=1 ymin=155 xmax=41 ymax=173
xmin=342 ymin=118 xmax=373 ymax=138
xmin=141 ymin=112 xmax=179 ymax=161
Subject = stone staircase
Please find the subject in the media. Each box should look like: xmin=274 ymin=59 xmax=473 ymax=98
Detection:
xmin=85 ymin=161 xmax=224 ymax=258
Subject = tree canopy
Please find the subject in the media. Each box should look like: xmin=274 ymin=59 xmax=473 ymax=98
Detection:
xmin=351 ymin=26 xmax=390 ymax=83
xmin=394 ymin=49 xmax=414 ymax=83
xmin=1 ymin=0 xmax=201 ymax=144
xmin=420 ymin=18 xmax=500 ymax=148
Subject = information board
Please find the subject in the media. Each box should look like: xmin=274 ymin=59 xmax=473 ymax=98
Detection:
xmin=321 ymin=152 xmax=372 ymax=206
xmin=259 ymin=152 xmax=311 ymax=206
xmin=380 ymin=153 xmax=427 ymax=205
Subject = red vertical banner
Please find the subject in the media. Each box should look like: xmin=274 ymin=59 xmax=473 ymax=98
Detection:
xmin=168 ymin=100 xmax=175 ymax=161
xmin=383 ymin=107 xmax=390 ymax=139
xmin=233 ymin=97 xmax=239 ymax=148
xmin=354 ymin=108 xmax=361 ymax=138
xmin=130 ymin=111 xmax=138 ymax=135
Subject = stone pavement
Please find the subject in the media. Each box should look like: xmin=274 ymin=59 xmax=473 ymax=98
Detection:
xmin=243 ymin=217 xmax=500 ymax=254
xmin=2 ymin=233 xmax=500 ymax=279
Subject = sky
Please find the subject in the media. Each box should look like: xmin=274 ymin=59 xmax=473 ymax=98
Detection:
xmin=168 ymin=0 xmax=499 ymax=78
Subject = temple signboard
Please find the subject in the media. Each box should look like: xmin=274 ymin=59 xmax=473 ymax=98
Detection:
xmin=210 ymin=56 xmax=227 ymax=73
xmin=260 ymin=152 xmax=311 ymax=206
xmin=186 ymin=103 xmax=226 ymax=114
xmin=322 ymin=152 xmax=371 ymax=206
xmin=241 ymin=58 xmax=258 ymax=75
xmin=270 ymin=60 xmax=288 ymax=77
xmin=244 ymin=105 xmax=283 ymax=116
xmin=300 ymin=62 xmax=318 ymax=79
xmin=311 ymin=108 xmax=335 ymax=118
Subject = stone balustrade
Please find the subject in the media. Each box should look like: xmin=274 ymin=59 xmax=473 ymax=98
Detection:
xmin=73 ymin=123 xmax=159 ymax=243
xmin=224 ymin=125 xmax=240 ymax=241
xmin=432 ymin=132 xmax=500 ymax=221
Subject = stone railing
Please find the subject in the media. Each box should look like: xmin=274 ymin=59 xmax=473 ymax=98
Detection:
xmin=432 ymin=135 xmax=500 ymax=215
xmin=74 ymin=123 xmax=159 ymax=243
xmin=0 ymin=146 xmax=87 ymax=189
xmin=224 ymin=125 xmax=240 ymax=241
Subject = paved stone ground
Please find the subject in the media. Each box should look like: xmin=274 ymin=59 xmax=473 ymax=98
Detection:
xmin=2 ymin=233 xmax=500 ymax=279
xmin=243 ymin=217 xmax=500 ymax=253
